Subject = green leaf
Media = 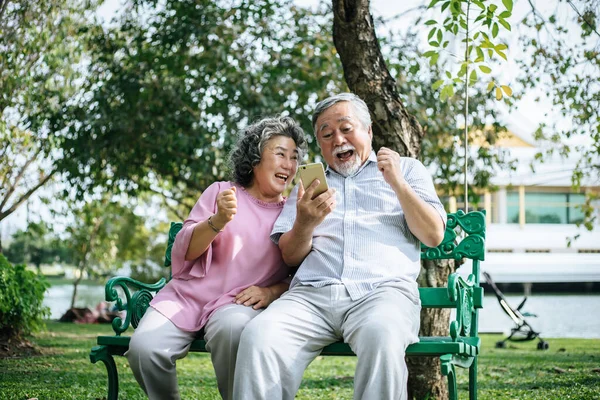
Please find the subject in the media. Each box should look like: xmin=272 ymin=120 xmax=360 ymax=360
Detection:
xmin=469 ymin=69 xmax=477 ymax=84
xmin=429 ymin=53 xmax=439 ymax=65
xmin=489 ymin=4 xmax=498 ymax=13
xmin=423 ymin=50 xmax=437 ymax=57
xmin=495 ymin=86 xmax=503 ymax=100
xmin=441 ymin=1 xmax=451 ymax=12
xmin=472 ymin=0 xmax=485 ymax=10
xmin=479 ymin=65 xmax=492 ymax=73
xmin=501 ymin=85 xmax=513 ymax=96
xmin=432 ymin=79 xmax=445 ymax=90
xmin=502 ymin=0 xmax=514 ymax=12
xmin=496 ymin=49 xmax=507 ymax=60
xmin=425 ymin=19 xmax=437 ymax=25
xmin=429 ymin=41 xmax=440 ymax=47
xmin=492 ymin=22 xmax=499 ymax=38
xmin=446 ymin=70 xmax=452 ymax=79
xmin=475 ymin=47 xmax=485 ymax=62
xmin=440 ymin=86 xmax=448 ymax=102
xmin=437 ymin=29 xmax=443 ymax=43
xmin=496 ymin=43 xmax=508 ymax=50
xmin=498 ymin=18 xmax=511 ymax=31
xmin=499 ymin=11 xmax=511 ymax=19
xmin=428 ymin=0 xmax=443 ymax=9
xmin=487 ymin=81 xmax=496 ymax=92
xmin=428 ymin=28 xmax=437 ymax=40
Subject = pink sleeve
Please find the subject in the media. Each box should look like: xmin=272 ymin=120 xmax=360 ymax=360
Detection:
xmin=170 ymin=182 xmax=226 ymax=279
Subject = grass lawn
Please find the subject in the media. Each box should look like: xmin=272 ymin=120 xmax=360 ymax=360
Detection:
xmin=1 ymin=321 xmax=599 ymax=399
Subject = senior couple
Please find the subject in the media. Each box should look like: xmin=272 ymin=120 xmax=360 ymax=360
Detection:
xmin=126 ymin=93 xmax=447 ymax=400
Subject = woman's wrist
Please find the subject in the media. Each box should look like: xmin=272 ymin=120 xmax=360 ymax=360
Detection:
xmin=208 ymin=215 xmax=225 ymax=232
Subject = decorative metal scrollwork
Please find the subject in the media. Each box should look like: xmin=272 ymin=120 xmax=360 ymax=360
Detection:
xmin=447 ymin=273 xmax=475 ymax=341
xmin=130 ymin=290 xmax=153 ymax=329
xmin=164 ymin=222 xmax=183 ymax=267
xmin=421 ymin=210 xmax=486 ymax=261
xmin=104 ymin=276 xmax=167 ymax=336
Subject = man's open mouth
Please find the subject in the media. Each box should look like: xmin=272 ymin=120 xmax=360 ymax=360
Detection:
xmin=336 ymin=150 xmax=354 ymax=162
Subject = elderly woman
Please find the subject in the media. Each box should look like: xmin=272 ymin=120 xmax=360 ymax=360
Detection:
xmin=126 ymin=116 xmax=307 ymax=400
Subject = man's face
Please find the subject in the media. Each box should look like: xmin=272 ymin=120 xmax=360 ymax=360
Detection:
xmin=314 ymin=101 xmax=372 ymax=177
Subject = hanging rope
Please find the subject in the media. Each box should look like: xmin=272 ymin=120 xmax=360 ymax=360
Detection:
xmin=464 ymin=81 xmax=469 ymax=214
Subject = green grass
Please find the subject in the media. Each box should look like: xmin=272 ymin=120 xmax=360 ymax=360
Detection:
xmin=1 ymin=322 xmax=599 ymax=399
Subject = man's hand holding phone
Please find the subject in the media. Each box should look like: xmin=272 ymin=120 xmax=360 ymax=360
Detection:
xmin=295 ymin=174 xmax=336 ymax=231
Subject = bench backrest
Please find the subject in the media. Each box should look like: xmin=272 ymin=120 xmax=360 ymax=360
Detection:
xmin=164 ymin=210 xmax=486 ymax=311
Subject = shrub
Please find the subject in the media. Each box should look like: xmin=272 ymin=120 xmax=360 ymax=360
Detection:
xmin=0 ymin=254 xmax=50 ymax=338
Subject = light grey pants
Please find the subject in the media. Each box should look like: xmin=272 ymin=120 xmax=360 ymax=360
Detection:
xmin=126 ymin=304 xmax=262 ymax=400
xmin=233 ymin=283 xmax=421 ymax=400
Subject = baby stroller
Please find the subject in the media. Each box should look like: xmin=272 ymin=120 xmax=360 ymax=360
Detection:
xmin=483 ymin=271 xmax=549 ymax=350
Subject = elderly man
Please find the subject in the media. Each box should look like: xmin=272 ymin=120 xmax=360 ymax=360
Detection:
xmin=233 ymin=93 xmax=446 ymax=400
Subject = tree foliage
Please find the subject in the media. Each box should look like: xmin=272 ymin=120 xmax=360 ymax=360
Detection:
xmin=3 ymin=221 xmax=71 ymax=271
xmin=58 ymin=0 xmax=344 ymax=207
xmin=0 ymin=0 xmax=94 ymax=223
xmin=424 ymin=0 xmax=514 ymax=102
xmin=64 ymin=195 xmax=167 ymax=307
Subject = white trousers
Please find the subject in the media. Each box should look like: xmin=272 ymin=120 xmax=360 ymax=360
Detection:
xmin=126 ymin=304 xmax=262 ymax=400
xmin=233 ymin=283 xmax=421 ymax=400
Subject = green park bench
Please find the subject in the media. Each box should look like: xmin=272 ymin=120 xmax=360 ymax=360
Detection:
xmin=90 ymin=209 xmax=486 ymax=400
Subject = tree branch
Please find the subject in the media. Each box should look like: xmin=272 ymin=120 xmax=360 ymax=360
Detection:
xmin=0 ymin=168 xmax=57 ymax=222
xmin=0 ymin=0 xmax=9 ymax=27
xmin=0 ymin=147 xmax=43 ymax=211
xmin=567 ymin=0 xmax=600 ymax=38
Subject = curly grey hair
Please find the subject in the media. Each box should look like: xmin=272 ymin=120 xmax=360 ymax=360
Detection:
xmin=311 ymin=93 xmax=372 ymax=134
xmin=229 ymin=116 xmax=308 ymax=187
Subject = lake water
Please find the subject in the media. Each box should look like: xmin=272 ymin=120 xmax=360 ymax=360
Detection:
xmin=44 ymin=285 xmax=600 ymax=339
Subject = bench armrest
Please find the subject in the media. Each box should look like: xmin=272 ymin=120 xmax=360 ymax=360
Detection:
xmin=447 ymin=273 xmax=476 ymax=342
xmin=105 ymin=276 xmax=167 ymax=336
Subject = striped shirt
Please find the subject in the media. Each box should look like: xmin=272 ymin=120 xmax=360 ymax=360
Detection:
xmin=271 ymin=151 xmax=446 ymax=300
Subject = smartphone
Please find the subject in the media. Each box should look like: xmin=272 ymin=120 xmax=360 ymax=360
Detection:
xmin=298 ymin=163 xmax=328 ymax=198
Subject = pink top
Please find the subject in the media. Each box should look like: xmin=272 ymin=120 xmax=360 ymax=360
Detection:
xmin=150 ymin=181 xmax=290 ymax=332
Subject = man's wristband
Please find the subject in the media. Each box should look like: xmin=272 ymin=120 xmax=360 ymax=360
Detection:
xmin=207 ymin=215 xmax=223 ymax=233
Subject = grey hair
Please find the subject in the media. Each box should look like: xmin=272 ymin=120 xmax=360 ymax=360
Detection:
xmin=311 ymin=93 xmax=372 ymax=134
xmin=229 ymin=116 xmax=307 ymax=187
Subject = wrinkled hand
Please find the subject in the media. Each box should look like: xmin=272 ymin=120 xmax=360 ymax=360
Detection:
xmin=213 ymin=187 xmax=237 ymax=229
xmin=377 ymin=147 xmax=405 ymax=190
xmin=296 ymin=180 xmax=336 ymax=230
xmin=235 ymin=286 xmax=275 ymax=309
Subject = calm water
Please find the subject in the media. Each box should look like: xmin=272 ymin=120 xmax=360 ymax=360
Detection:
xmin=44 ymin=285 xmax=600 ymax=338
xmin=476 ymin=293 xmax=600 ymax=339
xmin=44 ymin=284 xmax=106 ymax=320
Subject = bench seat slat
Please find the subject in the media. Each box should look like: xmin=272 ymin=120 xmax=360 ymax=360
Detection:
xmin=97 ymin=335 xmax=480 ymax=358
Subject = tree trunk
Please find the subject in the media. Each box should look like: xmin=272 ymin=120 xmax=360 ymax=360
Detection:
xmin=407 ymin=259 xmax=456 ymax=399
xmin=70 ymin=216 xmax=104 ymax=308
xmin=331 ymin=1 xmax=458 ymax=398
xmin=70 ymin=267 xmax=83 ymax=309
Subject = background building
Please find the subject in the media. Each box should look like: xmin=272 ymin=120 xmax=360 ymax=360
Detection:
xmin=450 ymin=129 xmax=600 ymax=292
